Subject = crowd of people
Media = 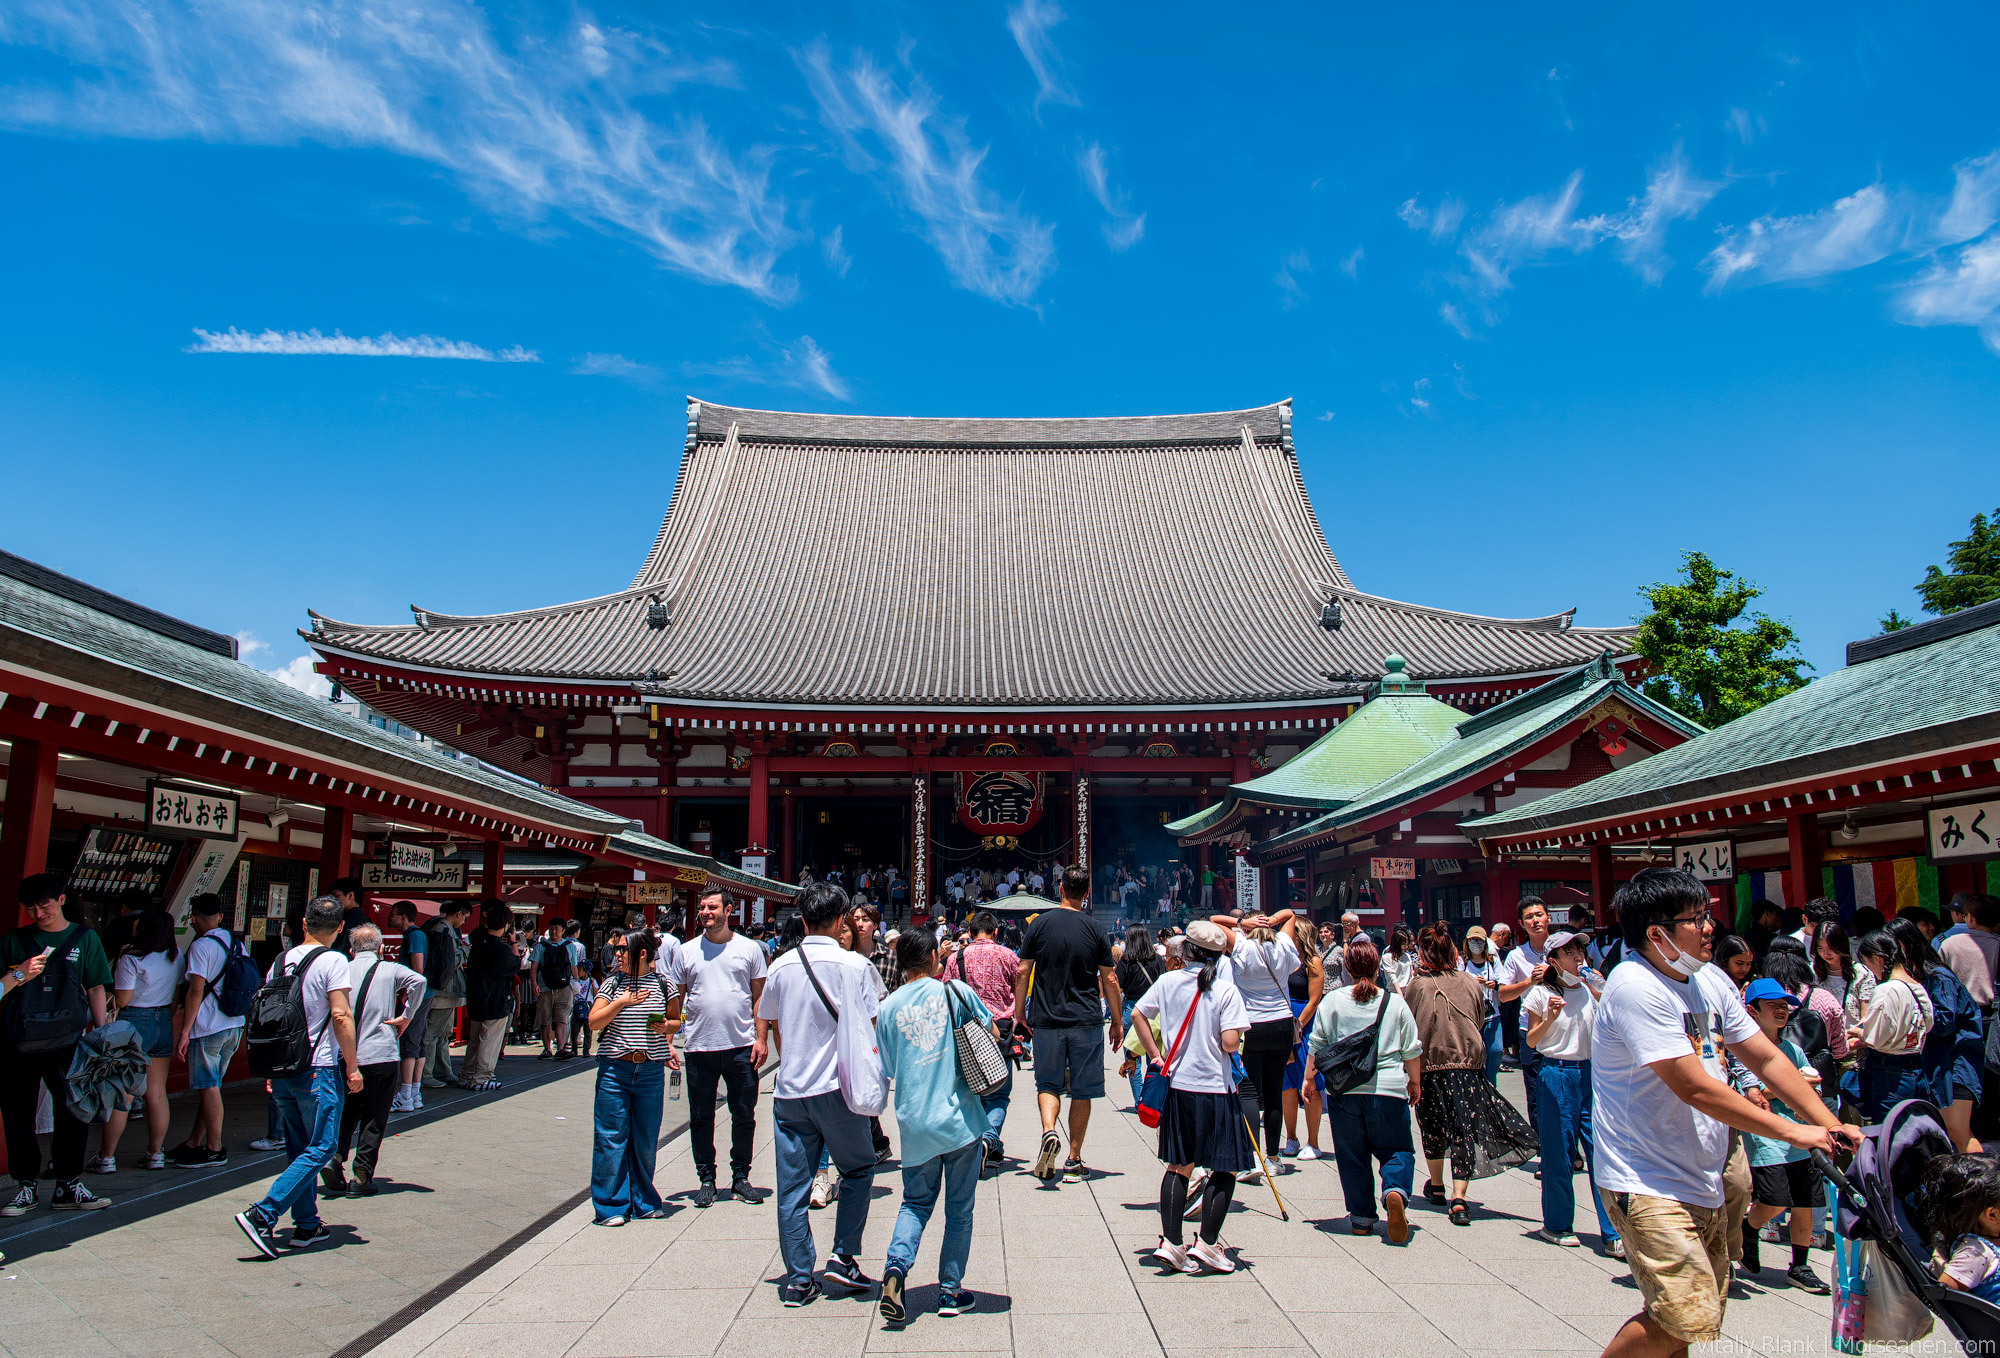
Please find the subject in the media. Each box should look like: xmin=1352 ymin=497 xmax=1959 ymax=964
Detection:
xmin=10 ymin=861 xmax=2000 ymax=1356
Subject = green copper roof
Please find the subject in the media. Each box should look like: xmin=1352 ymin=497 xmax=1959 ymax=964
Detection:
xmin=1254 ymin=660 xmax=1703 ymax=859
xmin=1465 ymin=612 xmax=2000 ymax=845
xmin=1165 ymin=690 xmax=1468 ymax=841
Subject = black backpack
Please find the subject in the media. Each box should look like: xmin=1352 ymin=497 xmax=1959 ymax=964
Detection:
xmin=210 ymin=930 xmax=262 ymax=1019
xmin=1783 ymin=986 xmax=1836 ymax=1091
xmin=1314 ymin=989 xmax=1391 ymax=1096
xmin=3 ymin=924 xmax=91 ymax=1053
xmin=245 ymin=946 xmax=335 ymax=1079
xmin=538 ymin=937 xmax=575 ymax=991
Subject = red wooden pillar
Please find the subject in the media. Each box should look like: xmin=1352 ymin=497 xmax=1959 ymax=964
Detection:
xmin=1 ymin=737 xmax=59 ymax=928
xmin=747 ymin=750 xmax=770 ymax=853
xmin=780 ymin=786 xmax=797 ymax=883
xmin=1589 ymin=843 xmax=1615 ymax=926
xmin=1787 ymin=810 xmax=1824 ymax=910
xmin=1381 ymin=877 xmax=1403 ymax=928
xmin=319 ymin=805 xmax=352 ymax=891
xmin=555 ymin=877 xmax=573 ymax=925
xmin=482 ymin=840 xmax=506 ymax=899
xmin=1231 ymin=747 xmax=1253 ymax=787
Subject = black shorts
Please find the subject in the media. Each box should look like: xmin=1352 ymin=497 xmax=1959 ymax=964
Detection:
xmin=1750 ymin=1156 xmax=1820 ymax=1209
xmin=1032 ymin=1024 xmax=1107 ymax=1099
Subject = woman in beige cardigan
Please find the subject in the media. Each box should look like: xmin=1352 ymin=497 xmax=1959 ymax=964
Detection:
xmin=1401 ymin=922 xmax=1506 ymax=1226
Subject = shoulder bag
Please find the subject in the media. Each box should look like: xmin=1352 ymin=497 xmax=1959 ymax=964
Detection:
xmin=944 ymin=979 xmax=1010 ymax=1097
xmin=1315 ymin=990 xmax=1391 ymax=1097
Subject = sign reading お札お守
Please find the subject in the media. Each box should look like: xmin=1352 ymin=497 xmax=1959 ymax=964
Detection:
xmin=146 ymin=782 xmax=240 ymax=840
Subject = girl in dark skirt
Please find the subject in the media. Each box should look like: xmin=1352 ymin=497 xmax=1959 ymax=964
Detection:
xmin=1133 ymin=919 xmax=1253 ymax=1275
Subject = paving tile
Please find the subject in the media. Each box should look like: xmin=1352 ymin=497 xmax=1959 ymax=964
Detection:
xmin=866 ymin=1308 xmax=1013 ymax=1350
xmin=414 ymin=1320 xmax=591 ymax=1358
xmin=715 ymin=1315 xmax=871 ymax=1358
xmin=1008 ymin=1311 xmax=1163 ymax=1358
xmin=1285 ymin=1310 xmax=1466 ymax=1358
xmin=461 ymin=1264 xmax=634 ymax=1324
xmin=567 ymin=1288 xmax=740 ymax=1357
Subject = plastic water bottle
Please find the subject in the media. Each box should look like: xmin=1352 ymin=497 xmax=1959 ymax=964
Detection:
xmin=669 ymin=1067 xmax=682 ymax=1100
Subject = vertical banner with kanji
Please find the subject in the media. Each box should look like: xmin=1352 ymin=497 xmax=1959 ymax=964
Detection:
xmin=910 ymin=775 xmax=929 ymax=915
xmin=1074 ymin=775 xmax=1091 ymax=885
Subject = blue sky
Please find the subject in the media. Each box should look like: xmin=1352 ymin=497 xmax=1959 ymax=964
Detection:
xmin=2 ymin=2 xmax=1997 ymax=691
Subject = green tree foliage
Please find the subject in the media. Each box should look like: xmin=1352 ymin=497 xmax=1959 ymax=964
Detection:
xmin=1917 ymin=509 xmax=2000 ymax=615
xmin=1880 ymin=609 xmax=1915 ymax=633
xmin=1635 ymin=551 xmax=1811 ymax=728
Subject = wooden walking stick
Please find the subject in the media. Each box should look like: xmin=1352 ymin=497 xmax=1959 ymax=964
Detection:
xmin=1241 ymin=1115 xmax=1291 ymax=1222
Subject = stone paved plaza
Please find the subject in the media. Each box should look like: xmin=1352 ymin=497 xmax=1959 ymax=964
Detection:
xmin=351 ymin=1054 xmax=1843 ymax=1358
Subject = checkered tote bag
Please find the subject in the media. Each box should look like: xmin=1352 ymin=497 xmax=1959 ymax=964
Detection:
xmin=944 ymin=980 xmax=1010 ymax=1097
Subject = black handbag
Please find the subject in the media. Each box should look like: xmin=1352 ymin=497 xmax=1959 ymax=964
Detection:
xmin=1315 ymin=990 xmax=1389 ymax=1096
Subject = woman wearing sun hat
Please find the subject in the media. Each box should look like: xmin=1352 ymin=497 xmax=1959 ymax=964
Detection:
xmin=1131 ymin=919 xmax=1254 ymax=1275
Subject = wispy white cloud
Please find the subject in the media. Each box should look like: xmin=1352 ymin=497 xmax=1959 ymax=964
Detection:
xmin=1702 ymin=183 xmax=1900 ymax=289
xmin=1275 ymin=249 xmax=1311 ymax=307
xmin=1339 ymin=247 xmax=1363 ymax=279
xmin=684 ymin=333 xmax=853 ymax=403
xmin=188 ymin=327 xmax=539 ymax=361
xmin=1595 ymin=149 xmax=1724 ymax=283
xmin=237 ymin=632 xmax=331 ymax=697
xmin=1409 ymin=377 xmax=1433 ymax=411
xmin=1438 ymin=302 xmax=1475 ymax=339
xmin=822 ymin=225 xmax=852 ymax=277
xmin=1725 ymin=107 xmax=1765 ymax=146
xmin=1938 ymin=151 xmax=2000 ymax=246
xmin=266 ymin=654 xmax=333 ymax=699
xmin=1456 ymin=172 xmax=1599 ymax=297
xmin=1398 ymin=196 xmax=1465 ymax=242
xmin=0 ymin=3 xmax=800 ymax=301
xmin=1076 ymin=142 xmax=1144 ymax=250
xmin=1005 ymin=0 xmax=1078 ymax=116
xmin=571 ymin=352 xmax=659 ymax=382
xmin=1316 ymin=410 xmax=1335 ymax=422
xmin=1898 ymin=237 xmax=2000 ymax=355
xmin=799 ymin=41 xmax=1053 ymax=305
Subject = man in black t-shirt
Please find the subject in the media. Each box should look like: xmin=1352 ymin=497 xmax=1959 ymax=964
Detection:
xmin=1012 ymin=866 xmax=1122 ymax=1184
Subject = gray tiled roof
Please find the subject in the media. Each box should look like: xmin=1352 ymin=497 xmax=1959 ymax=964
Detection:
xmin=1464 ymin=618 xmax=2000 ymax=843
xmin=308 ymin=400 xmax=1639 ymax=709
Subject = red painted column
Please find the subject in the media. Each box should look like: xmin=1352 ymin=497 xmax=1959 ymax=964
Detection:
xmin=1 ymin=737 xmax=59 ymax=928
xmin=1590 ymin=843 xmax=1615 ymax=926
xmin=747 ymin=750 xmax=770 ymax=853
xmin=319 ymin=805 xmax=352 ymax=890
xmin=482 ymin=840 xmax=506 ymax=900
xmin=1232 ymin=747 xmax=1253 ymax=787
xmin=1787 ymin=810 xmax=1824 ymax=910
xmin=780 ymin=786 xmax=797 ymax=883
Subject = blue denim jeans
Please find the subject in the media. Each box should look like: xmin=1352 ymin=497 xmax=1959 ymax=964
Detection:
xmin=885 ymin=1139 xmax=982 ymax=1291
xmin=252 ymin=1066 xmax=344 ymax=1229
xmin=1325 ymin=1093 xmax=1415 ymax=1224
xmin=1121 ymin=999 xmax=1144 ymax=1109
xmin=1481 ymin=1014 xmax=1503 ymax=1087
xmin=980 ymin=1069 xmax=1013 ymax=1155
xmin=773 ymin=1092 xmax=877 ymax=1287
xmin=1535 ymin=1059 xmax=1618 ymax=1244
xmin=592 ymin=1058 xmax=665 ymax=1222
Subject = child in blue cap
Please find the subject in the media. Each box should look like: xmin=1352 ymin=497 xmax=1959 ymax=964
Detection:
xmin=1739 ymin=976 xmax=1829 ymax=1294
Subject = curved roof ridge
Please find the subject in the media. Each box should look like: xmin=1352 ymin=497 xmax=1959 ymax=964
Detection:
xmin=310 ymin=581 xmax=663 ymax=635
xmin=689 ymin=397 xmax=1292 ymax=447
xmin=1337 ymin=588 xmax=1600 ymax=632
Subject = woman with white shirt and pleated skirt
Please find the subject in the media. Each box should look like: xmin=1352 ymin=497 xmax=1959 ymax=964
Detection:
xmin=1133 ymin=920 xmax=1253 ymax=1275
xmin=90 ymin=910 xmax=184 ymax=1173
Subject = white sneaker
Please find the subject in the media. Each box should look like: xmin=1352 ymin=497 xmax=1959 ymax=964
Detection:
xmin=411 ymin=1089 xmax=425 ymax=1111
xmin=1188 ymin=1238 xmax=1235 ymax=1273
xmin=1238 ymin=1169 xmax=1263 ymax=1185
xmin=809 ymin=1167 xmax=839 ymax=1209
xmin=249 ymin=1138 xmax=284 ymax=1152
xmin=84 ymin=1156 xmax=117 ymax=1175
xmin=389 ymin=1090 xmax=414 ymax=1114
xmin=1296 ymin=1144 xmax=1320 ymax=1161
xmin=1151 ymin=1239 xmax=1189 ymax=1273
xmin=1280 ymin=1138 xmax=1300 ymax=1158
xmin=144 ymin=1151 xmax=166 ymax=1171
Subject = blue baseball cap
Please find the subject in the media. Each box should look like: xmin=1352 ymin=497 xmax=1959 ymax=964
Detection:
xmin=1742 ymin=977 xmax=1802 ymax=1009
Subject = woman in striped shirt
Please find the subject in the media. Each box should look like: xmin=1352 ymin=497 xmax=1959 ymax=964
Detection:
xmin=587 ymin=931 xmax=683 ymax=1227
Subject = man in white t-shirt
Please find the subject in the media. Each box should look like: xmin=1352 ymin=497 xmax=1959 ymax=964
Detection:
xmin=323 ymin=924 xmax=426 ymax=1198
xmin=1497 ymin=897 xmax=1553 ymax=1130
xmin=172 ymin=894 xmax=251 ymax=1166
xmin=756 ymin=883 xmax=886 ymax=1308
xmin=681 ymin=885 xmax=771 ymax=1208
xmin=234 ymin=895 xmax=364 ymax=1259
xmin=1591 ymin=869 xmax=1857 ymax=1358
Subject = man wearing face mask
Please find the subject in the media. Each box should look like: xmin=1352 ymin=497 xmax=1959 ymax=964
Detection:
xmin=1591 ymin=869 xmax=1858 ymax=1358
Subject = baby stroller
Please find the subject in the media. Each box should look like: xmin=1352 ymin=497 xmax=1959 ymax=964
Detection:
xmin=1818 ymin=1098 xmax=2000 ymax=1354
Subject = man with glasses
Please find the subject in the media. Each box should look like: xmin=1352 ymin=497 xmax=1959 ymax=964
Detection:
xmin=1590 ymin=868 xmax=1857 ymax=1358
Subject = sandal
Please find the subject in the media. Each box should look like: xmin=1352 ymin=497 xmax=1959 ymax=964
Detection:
xmin=1448 ymin=1198 xmax=1470 ymax=1227
xmin=1423 ymin=1181 xmax=1447 ymax=1206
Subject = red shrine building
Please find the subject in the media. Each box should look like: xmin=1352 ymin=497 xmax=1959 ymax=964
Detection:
xmin=306 ymin=399 xmax=1643 ymax=908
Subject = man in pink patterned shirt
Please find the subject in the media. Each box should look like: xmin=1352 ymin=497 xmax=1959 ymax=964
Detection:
xmin=946 ymin=912 xmax=1019 ymax=1171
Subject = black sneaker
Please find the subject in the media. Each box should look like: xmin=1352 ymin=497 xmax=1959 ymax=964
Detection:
xmin=779 ymin=1279 xmax=822 ymax=1308
xmin=874 ymin=1142 xmax=893 ymax=1164
xmin=320 ymin=1163 xmax=348 ymax=1197
xmin=879 ymin=1270 xmax=906 ymax=1323
xmin=694 ymin=1179 xmax=716 ymax=1208
xmin=175 ymin=1147 xmax=227 ymax=1168
xmin=235 ymin=1207 xmax=279 ymax=1259
xmin=1063 ymin=1159 xmax=1087 ymax=1184
xmin=287 ymin=1223 xmax=332 ymax=1249
xmin=821 ymin=1252 xmax=874 ymax=1293
xmin=51 ymin=1179 xmax=111 ymax=1212
xmin=937 ymin=1287 xmax=977 ymax=1317
xmin=345 ymin=1174 xmax=376 ymax=1199
xmin=730 ymin=1175 xmax=768 ymax=1205
xmin=1787 ymin=1262 xmax=1831 ymax=1295
xmin=1 ymin=1182 xmax=36 ymax=1217
xmin=537 ymin=1048 xmax=554 ymax=1060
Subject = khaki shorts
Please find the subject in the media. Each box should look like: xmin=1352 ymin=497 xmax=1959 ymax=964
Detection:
xmin=1600 ymin=1190 xmax=1730 ymax=1345
xmin=535 ymin=985 xmax=574 ymax=1027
